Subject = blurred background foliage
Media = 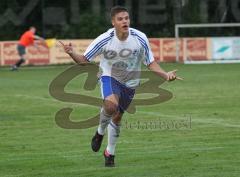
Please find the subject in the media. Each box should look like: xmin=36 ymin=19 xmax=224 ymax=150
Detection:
xmin=0 ymin=0 xmax=240 ymax=40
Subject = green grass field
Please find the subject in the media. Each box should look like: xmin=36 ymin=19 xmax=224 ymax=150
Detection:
xmin=1 ymin=63 xmax=240 ymax=177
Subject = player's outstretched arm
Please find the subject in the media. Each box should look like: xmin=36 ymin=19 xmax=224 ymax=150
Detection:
xmin=147 ymin=61 xmax=183 ymax=81
xmin=34 ymin=35 xmax=45 ymax=41
xmin=59 ymin=41 xmax=88 ymax=64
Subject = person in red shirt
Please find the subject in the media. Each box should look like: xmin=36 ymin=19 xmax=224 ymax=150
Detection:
xmin=11 ymin=26 xmax=45 ymax=71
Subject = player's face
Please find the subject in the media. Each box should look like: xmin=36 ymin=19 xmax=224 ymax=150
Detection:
xmin=112 ymin=11 xmax=130 ymax=34
xmin=30 ymin=27 xmax=36 ymax=34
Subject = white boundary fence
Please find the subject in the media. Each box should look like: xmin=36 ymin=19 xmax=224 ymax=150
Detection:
xmin=175 ymin=23 xmax=240 ymax=64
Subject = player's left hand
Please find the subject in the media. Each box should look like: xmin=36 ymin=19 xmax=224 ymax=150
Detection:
xmin=167 ymin=69 xmax=183 ymax=81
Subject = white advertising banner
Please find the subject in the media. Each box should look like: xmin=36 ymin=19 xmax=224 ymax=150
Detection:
xmin=232 ymin=38 xmax=240 ymax=58
xmin=212 ymin=37 xmax=240 ymax=60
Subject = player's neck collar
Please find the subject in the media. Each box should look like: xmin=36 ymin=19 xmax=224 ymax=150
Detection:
xmin=115 ymin=30 xmax=129 ymax=41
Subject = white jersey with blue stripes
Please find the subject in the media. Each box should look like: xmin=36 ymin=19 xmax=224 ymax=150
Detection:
xmin=83 ymin=28 xmax=154 ymax=88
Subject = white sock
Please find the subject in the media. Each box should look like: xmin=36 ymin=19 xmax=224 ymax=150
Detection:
xmin=106 ymin=120 xmax=120 ymax=155
xmin=97 ymin=107 xmax=111 ymax=135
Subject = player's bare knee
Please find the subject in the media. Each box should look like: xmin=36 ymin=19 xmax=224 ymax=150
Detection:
xmin=104 ymin=103 xmax=117 ymax=116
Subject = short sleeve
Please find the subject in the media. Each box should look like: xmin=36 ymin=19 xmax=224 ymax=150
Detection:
xmin=140 ymin=34 xmax=155 ymax=66
xmin=84 ymin=31 xmax=114 ymax=62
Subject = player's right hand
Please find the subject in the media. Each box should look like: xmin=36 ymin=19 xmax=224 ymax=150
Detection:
xmin=59 ymin=41 xmax=74 ymax=54
xmin=167 ymin=70 xmax=183 ymax=81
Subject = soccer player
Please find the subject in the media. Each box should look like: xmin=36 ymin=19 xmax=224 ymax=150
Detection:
xmin=11 ymin=26 xmax=45 ymax=71
xmin=59 ymin=6 xmax=182 ymax=167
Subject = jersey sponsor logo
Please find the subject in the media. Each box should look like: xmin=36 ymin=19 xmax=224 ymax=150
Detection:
xmin=103 ymin=48 xmax=138 ymax=59
xmin=119 ymin=48 xmax=132 ymax=58
xmin=103 ymin=50 xmax=117 ymax=59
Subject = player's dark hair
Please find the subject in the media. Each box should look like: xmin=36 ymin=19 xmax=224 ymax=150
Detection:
xmin=110 ymin=6 xmax=129 ymax=18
